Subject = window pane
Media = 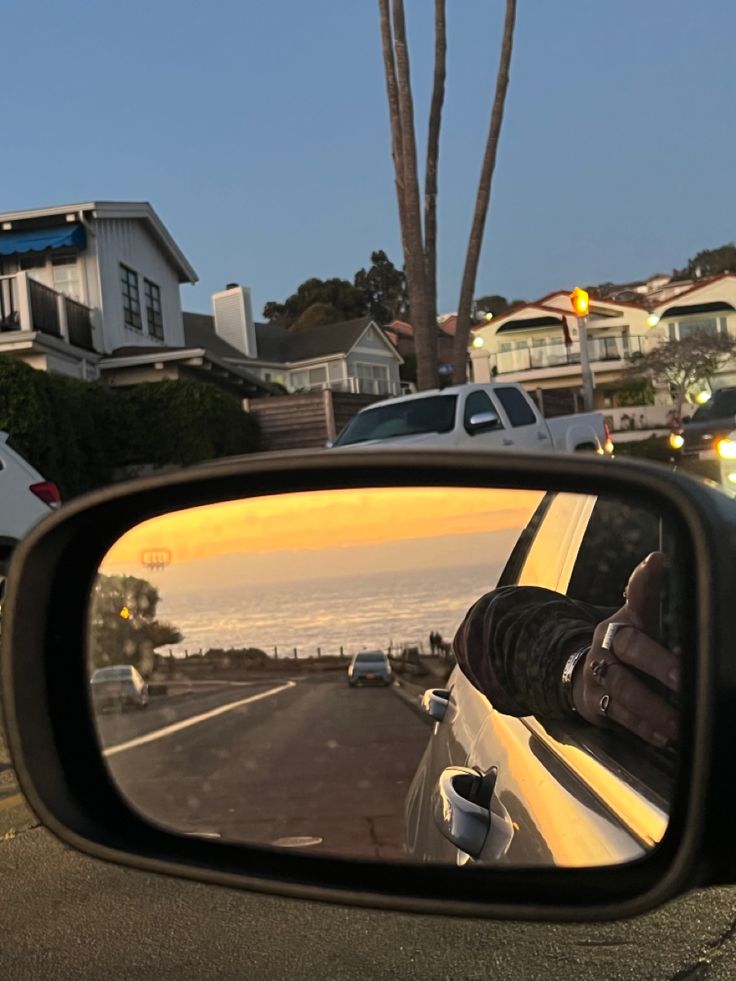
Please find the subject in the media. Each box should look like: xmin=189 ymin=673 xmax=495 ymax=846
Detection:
xmin=494 ymin=386 xmax=537 ymax=426
xmin=120 ymin=264 xmax=141 ymax=329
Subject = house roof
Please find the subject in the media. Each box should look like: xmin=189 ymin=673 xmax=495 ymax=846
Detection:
xmin=183 ymin=312 xmax=256 ymax=361
xmin=0 ymin=201 xmax=197 ymax=284
xmin=183 ymin=313 xmax=399 ymax=367
xmin=101 ymin=344 xmax=280 ymax=395
xmin=278 ymin=317 xmax=380 ymax=361
xmin=653 ymin=273 xmax=736 ymax=312
xmin=388 ymin=317 xmax=456 ymax=338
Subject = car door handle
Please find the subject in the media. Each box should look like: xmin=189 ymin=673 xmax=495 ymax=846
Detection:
xmin=421 ymin=688 xmax=451 ymax=722
xmin=502 ymin=438 xmax=514 ymax=446
xmin=433 ymin=765 xmax=498 ymax=858
xmin=537 ymin=431 xmax=549 ymax=440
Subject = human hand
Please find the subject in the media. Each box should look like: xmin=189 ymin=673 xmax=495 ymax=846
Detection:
xmin=571 ymin=552 xmax=679 ymax=748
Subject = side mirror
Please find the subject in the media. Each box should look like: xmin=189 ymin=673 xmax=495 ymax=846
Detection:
xmin=466 ymin=410 xmax=500 ymax=434
xmin=324 ymin=440 xmax=334 ymax=449
xmin=1 ymin=449 xmax=732 ymax=921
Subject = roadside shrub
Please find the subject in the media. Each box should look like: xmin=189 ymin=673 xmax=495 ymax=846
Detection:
xmin=0 ymin=357 xmax=261 ymax=497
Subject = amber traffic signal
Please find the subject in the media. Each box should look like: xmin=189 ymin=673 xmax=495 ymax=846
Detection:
xmin=569 ymin=287 xmax=589 ymax=316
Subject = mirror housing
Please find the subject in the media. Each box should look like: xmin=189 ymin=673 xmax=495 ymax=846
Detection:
xmin=1 ymin=449 xmax=733 ymax=921
xmin=466 ymin=410 xmax=500 ymax=434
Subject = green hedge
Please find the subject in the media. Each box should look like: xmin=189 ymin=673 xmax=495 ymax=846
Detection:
xmin=0 ymin=357 xmax=261 ymax=498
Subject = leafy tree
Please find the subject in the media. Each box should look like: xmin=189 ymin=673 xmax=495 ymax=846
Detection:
xmin=673 ymin=243 xmax=736 ymax=281
xmin=354 ymin=250 xmax=408 ymax=324
xmin=474 ymin=294 xmax=513 ymax=317
xmin=263 ymin=277 xmax=368 ymax=327
xmin=627 ymin=331 xmax=736 ymax=418
xmin=290 ymin=302 xmax=344 ymax=331
xmin=89 ymin=575 xmax=182 ymax=676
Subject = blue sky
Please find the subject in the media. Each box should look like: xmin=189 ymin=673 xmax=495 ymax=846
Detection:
xmin=3 ymin=1 xmax=735 ymax=317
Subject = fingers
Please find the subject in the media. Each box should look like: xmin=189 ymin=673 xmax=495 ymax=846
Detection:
xmin=599 ymin=662 xmax=678 ymax=748
xmin=604 ymin=624 xmax=680 ymax=692
xmin=624 ymin=551 xmax=667 ymax=636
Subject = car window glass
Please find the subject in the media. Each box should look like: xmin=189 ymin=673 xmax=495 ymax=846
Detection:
xmin=496 ymin=492 xmax=555 ymax=587
xmin=333 ymin=395 xmax=457 ymax=446
xmin=515 ymin=493 xmax=593 ymax=592
xmin=494 ymin=387 xmax=537 ymax=427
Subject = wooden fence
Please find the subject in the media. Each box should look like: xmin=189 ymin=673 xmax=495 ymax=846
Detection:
xmin=243 ymin=390 xmax=378 ymax=452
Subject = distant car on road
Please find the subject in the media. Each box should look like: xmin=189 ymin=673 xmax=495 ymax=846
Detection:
xmin=347 ymin=650 xmax=392 ymax=687
xmin=671 ymin=387 xmax=736 ymax=459
xmin=0 ymin=431 xmax=61 ymax=574
xmin=90 ymin=665 xmax=149 ymax=711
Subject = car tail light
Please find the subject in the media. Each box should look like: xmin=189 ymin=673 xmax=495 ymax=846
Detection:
xmin=30 ymin=481 xmax=61 ymax=508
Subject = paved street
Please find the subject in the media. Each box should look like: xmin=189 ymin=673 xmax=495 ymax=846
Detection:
xmin=4 ymin=685 xmax=736 ymax=978
xmin=95 ymin=673 xmax=431 ymax=859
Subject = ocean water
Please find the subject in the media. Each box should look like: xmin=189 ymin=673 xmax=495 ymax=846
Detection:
xmin=157 ymin=561 xmax=504 ymax=659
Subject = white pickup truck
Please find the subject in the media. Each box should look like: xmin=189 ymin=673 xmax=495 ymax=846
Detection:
xmin=330 ymin=383 xmax=611 ymax=454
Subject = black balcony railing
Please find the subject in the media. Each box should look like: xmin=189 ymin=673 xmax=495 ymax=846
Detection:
xmin=28 ymin=279 xmax=61 ymax=338
xmin=65 ymin=296 xmax=94 ymax=351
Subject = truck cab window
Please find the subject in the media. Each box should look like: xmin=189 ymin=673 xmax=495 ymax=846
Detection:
xmin=494 ymin=387 xmax=538 ymax=427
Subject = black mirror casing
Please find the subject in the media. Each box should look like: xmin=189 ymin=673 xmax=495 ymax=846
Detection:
xmin=2 ymin=449 xmax=735 ymax=921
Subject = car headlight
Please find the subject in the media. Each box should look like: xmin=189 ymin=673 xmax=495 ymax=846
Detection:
xmin=717 ymin=438 xmax=736 ymax=460
xmin=669 ymin=433 xmax=684 ymax=450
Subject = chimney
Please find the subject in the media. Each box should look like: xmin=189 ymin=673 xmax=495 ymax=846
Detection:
xmin=212 ymin=285 xmax=257 ymax=357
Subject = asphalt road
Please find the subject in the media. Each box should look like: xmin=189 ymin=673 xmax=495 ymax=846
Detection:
xmin=4 ymin=687 xmax=736 ymax=978
xmin=95 ymin=674 xmax=431 ymax=859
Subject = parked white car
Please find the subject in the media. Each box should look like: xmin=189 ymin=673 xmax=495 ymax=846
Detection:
xmin=0 ymin=431 xmax=60 ymax=573
xmin=330 ymin=383 xmax=612 ymax=455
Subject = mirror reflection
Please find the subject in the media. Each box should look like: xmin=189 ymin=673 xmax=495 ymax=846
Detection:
xmin=87 ymin=486 xmax=686 ymax=868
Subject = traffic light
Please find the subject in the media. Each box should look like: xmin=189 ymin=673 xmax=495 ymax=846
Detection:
xmin=569 ymin=287 xmax=589 ymax=317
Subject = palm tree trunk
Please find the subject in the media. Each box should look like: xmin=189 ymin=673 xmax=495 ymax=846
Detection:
xmin=378 ymin=0 xmax=437 ymax=390
xmin=452 ymin=0 xmax=517 ymax=384
xmin=424 ymin=0 xmax=447 ymax=365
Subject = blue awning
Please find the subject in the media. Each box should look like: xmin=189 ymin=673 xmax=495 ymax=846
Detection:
xmin=0 ymin=223 xmax=86 ymax=256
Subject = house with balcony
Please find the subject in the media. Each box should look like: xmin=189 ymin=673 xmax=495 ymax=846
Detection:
xmin=0 ymin=201 xmax=281 ymax=398
xmin=469 ymin=290 xmax=663 ymax=416
xmin=178 ymin=285 xmax=403 ymax=398
xmin=0 ymin=201 xmax=200 ymax=379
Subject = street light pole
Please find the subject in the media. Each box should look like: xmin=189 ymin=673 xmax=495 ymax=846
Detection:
xmin=577 ymin=314 xmax=595 ymax=412
xmin=569 ymin=287 xmax=595 ymax=412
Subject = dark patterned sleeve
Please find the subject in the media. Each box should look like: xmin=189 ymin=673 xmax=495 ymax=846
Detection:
xmin=453 ymin=586 xmax=613 ymax=720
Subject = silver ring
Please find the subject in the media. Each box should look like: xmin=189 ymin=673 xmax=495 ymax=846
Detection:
xmin=591 ymin=658 xmax=610 ymax=679
xmin=602 ymin=622 xmax=627 ymax=652
xmin=599 ymin=694 xmax=611 ymax=715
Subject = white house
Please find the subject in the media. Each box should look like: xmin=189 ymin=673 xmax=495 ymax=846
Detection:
xmin=181 ymin=285 xmax=404 ymax=398
xmin=0 ymin=201 xmax=197 ymax=378
xmin=469 ymin=276 xmax=736 ymax=422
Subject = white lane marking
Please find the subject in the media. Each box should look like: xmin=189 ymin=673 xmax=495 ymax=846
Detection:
xmin=103 ymin=681 xmax=296 ymax=758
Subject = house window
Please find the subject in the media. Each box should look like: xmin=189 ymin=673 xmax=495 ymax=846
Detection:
xmin=356 ymin=362 xmax=391 ymax=394
xmin=669 ymin=317 xmax=727 ymax=341
xmin=120 ymin=264 xmax=142 ymax=330
xmin=52 ymin=257 xmax=82 ymax=302
xmin=144 ymin=279 xmax=163 ymax=339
